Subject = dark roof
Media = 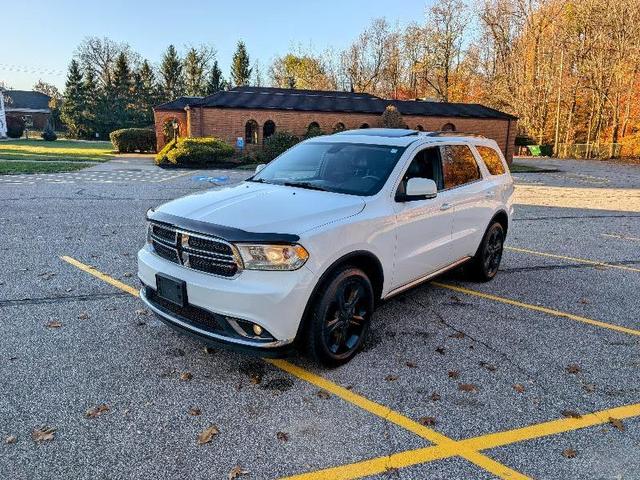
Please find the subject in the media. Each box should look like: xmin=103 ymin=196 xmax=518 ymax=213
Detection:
xmin=161 ymin=87 xmax=517 ymax=120
xmin=2 ymin=90 xmax=51 ymax=111
xmin=154 ymin=96 xmax=203 ymax=111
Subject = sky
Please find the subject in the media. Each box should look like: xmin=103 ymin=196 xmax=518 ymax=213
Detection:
xmin=3 ymin=0 xmax=432 ymax=91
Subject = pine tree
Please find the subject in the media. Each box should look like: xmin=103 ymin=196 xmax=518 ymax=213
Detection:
xmin=112 ymin=52 xmax=133 ymax=129
xmin=230 ymin=41 xmax=252 ymax=87
xmin=205 ymin=60 xmax=226 ymax=94
xmin=132 ymin=60 xmax=159 ymax=125
xmin=184 ymin=47 xmax=208 ymax=96
xmin=82 ymin=66 xmax=99 ymax=138
xmin=60 ymin=60 xmax=87 ymax=138
xmin=160 ymin=45 xmax=184 ymax=100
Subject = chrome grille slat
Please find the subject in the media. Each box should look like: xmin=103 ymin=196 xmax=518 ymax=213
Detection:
xmin=148 ymin=222 xmax=240 ymax=277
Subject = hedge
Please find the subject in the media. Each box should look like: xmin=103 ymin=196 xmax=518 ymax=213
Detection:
xmin=110 ymin=128 xmax=156 ymax=153
xmin=155 ymin=137 xmax=235 ymax=166
xmin=258 ymin=131 xmax=300 ymax=162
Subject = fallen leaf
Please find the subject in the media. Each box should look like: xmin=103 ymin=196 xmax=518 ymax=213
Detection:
xmin=65 ymin=288 xmax=73 ymax=293
xmin=583 ymin=383 xmax=596 ymax=393
xmin=609 ymin=417 xmax=624 ymax=431
xmin=316 ymin=390 xmax=331 ymax=400
xmin=513 ymin=384 xmax=526 ymax=393
xmin=197 ymin=425 xmax=219 ymax=445
xmin=78 ymin=312 xmax=90 ymax=320
xmin=450 ymin=295 xmax=462 ymax=303
xmin=566 ymin=364 xmax=581 ymax=374
xmin=562 ymin=448 xmax=577 ymax=458
xmin=31 ymin=426 xmax=55 ymax=443
xmin=435 ymin=346 xmax=445 ymax=355
xmin=385 ymin=375 xmax=398 ymax=381
xmin=448 ymin=370 xmax=460 ymax=379
xmin=188 ymin=407 xmax=201 ymax=416
xmin=46 ymin=321 xmax=63 ymax=328
xmin=561 ymin=410 xmax=582 ymax=419
xmin=204 ymin=346 xmax=215 ymax=354
xmin=249 ymin=373 xmax=262 ymax=385
xmin=5 ymin=435 xmax=17 ymax=444
xmin=135 ymin=309 xmax=148 ymax=316
xmin=479 ymin=361 xmax=497 ymax=372
xmin=578 ymin=298 xmax=590 ymax=304
xmin=180 ymin=372 xmax=193 ymax=381
xmin=405 ymin=361 xmax=417 ymax=368
xmin=86 ymin=404 xmax=110 ymax=418
xmin=123 ymin=273 xmax=133 ymax=278
xmin=449 ymin=332 xmax=465 ymax=339
xmin=228 ymin=466 xmax=248 ymax=479
xmin=430 ymin=392 xmax=441 ymax=401
xmin=419 ymin=416 xmax=436 ymax=426
xmin=458 ymin=383 xmax=478 ymax=393
xmin=276 ymin=431 xmax=289 ymax=442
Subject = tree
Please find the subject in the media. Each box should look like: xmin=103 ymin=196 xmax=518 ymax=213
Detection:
xmin=60 ymin=60 xmax=87 ymax=138
xmin=132 ymin=60 xmax=160 ymax=125
xmin=111 ymin=52 xmax=133 ymax=129
xmin=205 ymin=60 xmax=227 ymax=94
xmin=269 ymin=53 xmax=336 ymax=90
xmin=231 ymin=41 xmax=252 ymax=87
xmin=159 ymin=45 xmax=184 ymax=100
xmin=33 ymin=80 xmax=61 ymax=99
xmin=184 ymin=45 xmax=215 ymax=96
xmin=75 ymin=36 xmax=138 ymax=87
xmin=34 ymin=80 xmax=63 ymax=130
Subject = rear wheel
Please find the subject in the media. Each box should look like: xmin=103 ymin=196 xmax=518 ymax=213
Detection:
xmin=466 ymin=222 xmax=504 ymax=281
xmin=305 ymin=267 xmax=374 ymax=367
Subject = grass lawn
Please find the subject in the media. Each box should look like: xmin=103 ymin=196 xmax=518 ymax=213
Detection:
xmin=0 ymin=161 xmax=92 ymax=175
xmin=0 ymin=139 xmax=114 ymax=162
xmin=509 ymin=162 xmax=558 ymax=173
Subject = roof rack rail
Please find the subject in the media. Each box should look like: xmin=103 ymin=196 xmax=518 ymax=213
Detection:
xmin=425 ymin=131 xmax=486 ymax=138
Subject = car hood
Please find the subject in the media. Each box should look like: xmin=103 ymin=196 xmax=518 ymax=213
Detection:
xmin=154 ymin=181 xmax=366 ymax=236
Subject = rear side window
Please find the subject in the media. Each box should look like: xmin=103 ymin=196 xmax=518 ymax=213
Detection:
xmin=441 ymin=145 xmax=481 ymax=189
xmin=476 ymin=146 xmax=506 ymax=175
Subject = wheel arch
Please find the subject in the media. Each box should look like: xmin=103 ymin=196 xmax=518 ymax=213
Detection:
xmin=490 ymin=209 xmax=509 ymax=237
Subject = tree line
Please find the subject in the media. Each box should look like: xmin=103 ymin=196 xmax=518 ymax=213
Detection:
xmin=56 ymin=0 xmax=640 ymax=155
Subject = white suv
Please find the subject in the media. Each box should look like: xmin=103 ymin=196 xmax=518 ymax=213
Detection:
xmin=138 ymin=129 xmax=514 ymax=366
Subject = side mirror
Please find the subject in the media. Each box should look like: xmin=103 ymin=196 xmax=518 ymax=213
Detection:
xmin=400 ymin=178 xmax=438 ymax=201
xmin=255 ymin=164 xmax=266 ymax=174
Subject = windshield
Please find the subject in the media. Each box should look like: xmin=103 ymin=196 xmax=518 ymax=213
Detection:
xmin=251 ymin=142 xmax=406 ymax=196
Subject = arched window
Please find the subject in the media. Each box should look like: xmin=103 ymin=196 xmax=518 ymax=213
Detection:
xmin=442 ymin=122 xmax=456 ymax=132
xmin=308 ymin=121 xmax=320 ymax=131
xmin=333 ymin=122 xmax=346 ymax=133
xmin=162 ymin=117 xmax=182 ymax=142
xmin=263 ymin=120 xmax=276 ymax=141
xmin=360 ymin=123 xmax=370 ymax=129
xmin=245 ymin=119 xmax=259 ymax=144
xmin=416 ymin=125 xmax=424 ymax=131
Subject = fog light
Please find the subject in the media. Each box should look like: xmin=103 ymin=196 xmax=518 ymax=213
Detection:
xmin=252 ymin=324 xmax=263 ymax=336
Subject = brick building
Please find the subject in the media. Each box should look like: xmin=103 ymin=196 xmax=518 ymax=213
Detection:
xmin=3 ymin=90 xmax=52 ymax=130
xmin=154 ymin=87 xmax=517 ymax=162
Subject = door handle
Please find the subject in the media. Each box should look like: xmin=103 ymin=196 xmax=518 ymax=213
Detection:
xmin=440 ymin=203 xmax=452 ymax=211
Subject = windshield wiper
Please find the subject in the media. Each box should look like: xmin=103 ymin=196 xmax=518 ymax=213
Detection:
xmin=283 ymin=181 xmax=329 ymax=192
xmin=247 ymin=178 xmax=268 ymax=183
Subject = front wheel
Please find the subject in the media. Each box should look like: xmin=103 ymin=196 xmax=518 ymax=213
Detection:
xmin=466 ymin=222 xmax=505 ymax=282
xmin=305 ymin=267 xmax=374 ymax=367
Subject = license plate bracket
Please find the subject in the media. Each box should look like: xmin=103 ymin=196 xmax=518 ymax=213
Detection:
xmin=155 ymin=273 xmax=187 ymax=307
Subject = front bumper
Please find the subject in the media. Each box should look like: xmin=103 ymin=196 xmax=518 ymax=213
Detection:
xmin=137 ymin=245 xmax=316 ymax=349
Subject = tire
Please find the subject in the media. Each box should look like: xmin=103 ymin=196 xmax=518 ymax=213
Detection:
xmin=305 ymin=266 xmax=374 ymax=367
xmin=466 ymin=222 xmax=505 ymax=282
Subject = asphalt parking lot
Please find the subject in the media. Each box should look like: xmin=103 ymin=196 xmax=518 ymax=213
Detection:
xmin=1 ymin=156 xmax=639 ymax=479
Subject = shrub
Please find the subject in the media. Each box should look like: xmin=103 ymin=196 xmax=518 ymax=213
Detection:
xmin=303 ymin=125 xmax=325 ymax=139
xmin=41 ymin=122 xmax=57 ymax=141
xmin=258 ymin=131 xmax=300 ymax=162
xmin=620 ymin=133 xmax=640 ymax=158
xmin=110 ymin=128 xmax=156 ymax=153
xmin=156 ymin=137 xmax=234 ymax=166
xmin=7 ymin=116 xmax=25 ymax=138
xmin=381 ymin=105 xmax=407 ymax=128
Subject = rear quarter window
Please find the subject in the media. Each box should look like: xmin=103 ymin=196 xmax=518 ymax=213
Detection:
xmin=476 ymin=146 xmax=506 ymax=176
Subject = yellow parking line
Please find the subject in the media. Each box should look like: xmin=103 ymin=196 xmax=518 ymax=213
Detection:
xmin=61 ymin=256 xmax=527 ymax=480
xmin=505 ymin=246 xmax=640 ymax=273
xmin=60 ymin=256 xmax=140 ymax=296
xmin=285 ymin=402 xmax=640 ymax=480
xmin=602 ymin=233 xmax=640 ymax=242
xmin=431 ymin=282 xmax=640 ymax=337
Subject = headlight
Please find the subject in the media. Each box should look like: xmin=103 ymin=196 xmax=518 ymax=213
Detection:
xmin=236 ymin=244 xmax=309 ymax=271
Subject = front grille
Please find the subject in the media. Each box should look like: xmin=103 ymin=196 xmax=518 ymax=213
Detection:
xmin=145 ymin=287 xmax=225 ymax=333
xmin=148 ymin=222 xmax=240 ymax=277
